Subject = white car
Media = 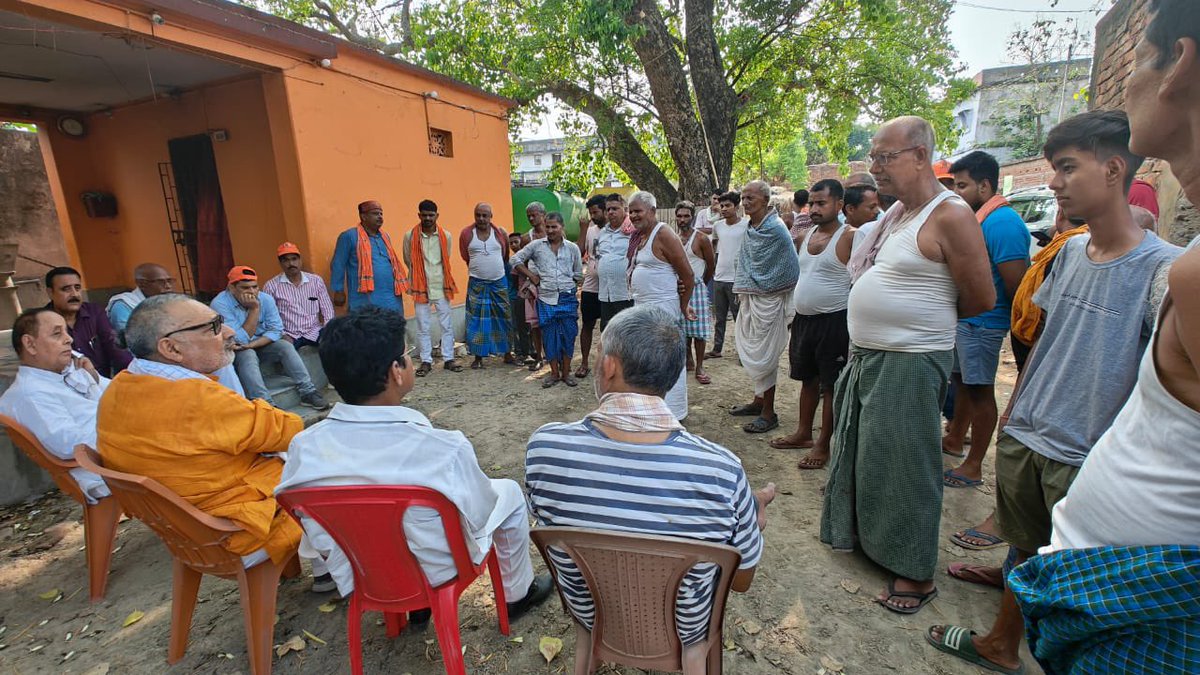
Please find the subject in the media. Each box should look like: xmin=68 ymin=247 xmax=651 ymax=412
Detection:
xmin=1007 ymin=186 xmax=1059 ymax=260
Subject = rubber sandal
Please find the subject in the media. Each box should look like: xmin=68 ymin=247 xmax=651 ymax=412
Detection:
xmin=415 ymin=362 xmax=432 ymax=377
xmin=504 ymin=354 xmax=517 ymax=365
xmin=950 ymin=528 xmax=1005 ymax=551
xmin=470 ymin=361 xmax=484 ymax=370
xmin=943 ymin=468 xmax=984 ymax=488
xmin=947 ymin=563 xmax=1003 ymax=590
xmin=796 ymin=454 xmax=828 ymax=470
xmin=573 ymin=366 xmax=590 ymax=378
xmin=743 ymin=416 xmax=779 ymax=433
xmin=925 ymin=626 xmax=1025 ymax=674
xmin=729 ymin=403 xmax=763 ymax=417
xmin=705 ymin=351 xmax=723 ymax=358
xmin=877 ymin=580 xmax=938 ymax=615
xmin=528 ymin=359 xmax=543 ymax=371
xmin=541 ymin=376 xmax=560 ymax=388
xmin=562 ymin=375 xmax=578 ymax=387
xmin=444 ymin=360 xmax=464 ymax=372
xmin=769 ymin=437 xmax=814 ymax=450
xmin=695 ymin=372 xmax=712 ymax=385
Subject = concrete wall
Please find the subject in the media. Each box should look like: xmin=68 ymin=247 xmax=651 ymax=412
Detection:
xmin=0 ymin=128 xmax=70 ymax=308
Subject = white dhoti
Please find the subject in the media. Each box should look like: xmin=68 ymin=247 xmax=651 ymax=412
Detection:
xmin=736 ymin=290 xmax=793 ymax=395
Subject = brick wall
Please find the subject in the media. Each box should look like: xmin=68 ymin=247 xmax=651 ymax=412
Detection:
xmin=1091 ymin=0 xmax=1196 ymax=244
xmin=804 ymin=161 xmax=871 ymax=185
xmin=999 ymin=157 xmax=1053 ymax=192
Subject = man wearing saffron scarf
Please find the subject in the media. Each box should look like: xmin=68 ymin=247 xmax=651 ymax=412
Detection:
xmin=330 ymin=201 xmax=409 ymax=313
xmin=942 ymin=151 xmax=1031 ymax=487
xmin=403 ymin=199 xmax=461 ymax=376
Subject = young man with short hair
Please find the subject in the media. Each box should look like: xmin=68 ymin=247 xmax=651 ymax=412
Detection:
xmin=707 ymin=191 xmax=748 ymax=358
xmin=404 ymin=199 xmax=461 ymax=376
xmin=789 ymin=189 xmax=813 ymax=247
xmin=843 ymin=185 xmax=881 ymax=229
xmin=576 ymin=194 xmax=608 ymax=378
xmin=927 ymin=109 xmax=1183 ymax=674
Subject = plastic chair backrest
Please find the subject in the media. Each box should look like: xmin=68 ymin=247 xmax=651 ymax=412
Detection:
xmin=0 ymin=413 xmax=87 ymax=504
xmin=530 ymin=527 xmax=742 ymax=670
xmin=276 ymin=486 xmax=480 ymax=606
xmin=74 ymin=445 xmax=244 ymax=576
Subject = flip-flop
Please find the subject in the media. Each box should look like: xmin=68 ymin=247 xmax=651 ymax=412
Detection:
xmin=695 ymin=372 xmax=712 ymax=385
xmin=415 ymin=363 xmax=433 ymax=377
xmin=743 ymin=416 xmax=779 ymax=433
xmin=943 ymin=469 xmax=984 ymax=488
xmin=796 ymin=454 xmax=828 ymax=470
xmin=573 ymin=366 xmax=590 ymax=378
xmin=705 ymin=351 xmax=723 ymax=358
xmin=950 ymin=528 xmax=1006 ymax=551
xmin=562 ymin=375 xmax=578 ymax=387
xmin=729 ymin=403 xmax=763 ymax=417
xmin=541 ymin=376 xmax=560 ymax=389
xmin=470 ymin=361 xmax=484 ymax=370
xmin=877 ymin=580 xmax=938 ymax=615
xmin=528 ymin=359 xmax=543 ymax=371
xmin=947 ymin=563 xmax=1004 ymax=589
xmin=925 ymin=626 xmax=1025 ymax=674
xmin=444 ymin=360 xmax=464 ymax=372
xmin=769 ymin=437 xmax=814 ymax=450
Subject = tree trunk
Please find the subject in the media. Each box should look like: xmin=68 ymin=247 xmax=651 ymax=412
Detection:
xmin=683 ymin=0 xmax=738 ymax=193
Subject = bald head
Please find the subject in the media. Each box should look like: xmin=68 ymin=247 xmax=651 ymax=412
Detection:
xmin=884 ymin=116 xmax=936 ymax=154
xmin=133 ymin=263 xmax=175 ymax=297
xmin=126 ymin=294 xmax=234 ymax=374
xmin=473 ymin=202 xmax=494 ymax=229
xmin=844 ymin=172 xmax=877 ymax=189
xmin=744 ymin=180 xmax=771 ymax=200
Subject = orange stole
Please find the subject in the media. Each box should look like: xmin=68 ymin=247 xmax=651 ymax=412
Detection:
xmin=356 ymin=225 xmax=409 ymax=297
xmin=408 ymin=225 xmax=459 ymax=303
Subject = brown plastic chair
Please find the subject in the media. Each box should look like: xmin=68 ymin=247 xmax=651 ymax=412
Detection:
xmin=0 ymin=414 xmax=122 ymax=602
xmin=530 ymin=526 xmax=742 ymax=675
xmin=74 ymin=445 xmax=300 ymax=675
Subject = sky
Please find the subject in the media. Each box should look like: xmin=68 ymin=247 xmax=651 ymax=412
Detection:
xmin=519 ymin=0 xmax=1113 ymax=140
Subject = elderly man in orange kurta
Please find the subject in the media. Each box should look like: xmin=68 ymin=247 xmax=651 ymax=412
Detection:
xmin=97 ymin=294 xmax=303 ymax=565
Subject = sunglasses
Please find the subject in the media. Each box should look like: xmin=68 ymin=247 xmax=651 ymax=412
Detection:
xmin=163 ymin=314 xmax=224 ymax=338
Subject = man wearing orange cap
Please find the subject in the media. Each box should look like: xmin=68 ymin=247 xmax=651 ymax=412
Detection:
xmin=330 ymin=201 xmax=408 ymax=313
xmin=933 ymin=159 xmax=955 ymax=188
xmin=263 ymin=242 xmax=335 ymax=350
xmin=212 ymin=265 xmax=330 ymax=410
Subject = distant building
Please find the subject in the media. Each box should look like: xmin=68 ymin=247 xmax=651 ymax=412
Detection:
xmin=950 ymin=58 xmax=1092 ymax=164
xmin=512 ymin=137 xmax=567 ymax=184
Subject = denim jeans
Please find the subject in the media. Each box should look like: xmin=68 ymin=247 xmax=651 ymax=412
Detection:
xmin=234 ymin=339 xmax=317 ymax=404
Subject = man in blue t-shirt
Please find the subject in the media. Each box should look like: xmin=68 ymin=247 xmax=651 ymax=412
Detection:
xmin=942 ymin=151 xmax=1030 ymax=486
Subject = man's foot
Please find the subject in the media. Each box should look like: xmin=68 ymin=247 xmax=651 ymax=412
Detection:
xmin=528 ymin=358 xmax=543 ymax=371
xmin=876 ymin=578 xmax=938 ymax=614
xmin=950 ymin=526 xmax=1005 ymax=550
xmin=729 ymin=402 xmax=763 ymax=416
xmin=506 ymin=574 xmax=555 ymax=622
xmin=695 ymin=370 xmax=712 ymax=385
xmin=753 ymin=483 xmax=776 ymax=530
xmin=573 ymin=364 xmax=590 ymax=378
xmin=522 ymin=355 xmax=536 ymax=365
xmin=311 ymin=573 xmax=337 ymax=593
xmin=562 ymin=375 xmax=578 ymax=387
xmin=797 ymin=450 xmax=829 ymax=470
xmin=541 ymin=374 xmax=560 ymax=388
xmin=444 ymin=360 xmax=464 ymax=372
xmin=947 ymin=563 xmax=1004 ymax=589
xmin=926 ymin=626 xmax=1024 ymax=674
xmin=686 ymin=357 xmax=695 ymax=371
xmin=471 ymin=357 xmax=485 ymax=370
xmin=416 ymin=362 xmax=433 ymax=377
xmin=944 ymin=468 xmax=983 ymax=488
xmin=743 ymin=416 xmax=779 ymax=433
xmin=705 ymin=350 xmax=723 ymax=358
xmin=941 ymin=435 xmax=966 ymax=459
xmin=769 ymin=432 xmax=814 ymax=449
xmin=504 ymin=352 xmax=518 ymax=365
xmin=300 ymin=391 xmax=331 ymax=410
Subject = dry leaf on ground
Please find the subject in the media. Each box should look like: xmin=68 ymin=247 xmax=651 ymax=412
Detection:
xmin=121 ymin=611 xmax=144 ymax=628
xmin=317 ymin=601 xmax=337 ymax=613
xmin=38 ymin=589 xmax=59 ymax=600
xmin=538 ymin=636 xmax=563 ymax=663
xmin=303 ymin=629 xmax=327 ymax=645
xmin=839 ymin=579 xmax=860 ymax=594
xmin=275 ymin=635 xmax=306 ymax=657
xmin=741 ymin=620 xmax=762 ymax=635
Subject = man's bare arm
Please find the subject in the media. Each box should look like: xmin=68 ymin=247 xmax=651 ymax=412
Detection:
xmin=997 ymin=259 xmax=1029 ymax=305
xmin=928 ymin=202 xmax=996 ymax=317
xmin=835 ymin=226 xmax=856 ymax=266
xmin=1161 ymin=249 xmax=1200 ymax=412
xmin=657 ymin=233 xmax=695 ymax=316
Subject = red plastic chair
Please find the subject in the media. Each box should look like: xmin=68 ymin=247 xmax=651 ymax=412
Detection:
xmin=275 ymin=485 xmax=511 ymax=675
xmin=74 ymin=445 xmax=299 ymax=675
xmin=0 ymin=414 xmax=122 ymax=601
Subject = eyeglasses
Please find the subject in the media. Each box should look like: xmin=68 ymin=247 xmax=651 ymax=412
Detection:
xmin=138 ymin=277 xmax=176 ymax=285
xmin=163 ymin=315 xmax=223 ymax=338
xmin=867 ymin=146 xmax=920 ymax=166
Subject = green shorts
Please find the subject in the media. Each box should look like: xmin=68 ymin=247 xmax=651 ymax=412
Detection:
xmin=993 ymin=433 xmax=1081 ymax=554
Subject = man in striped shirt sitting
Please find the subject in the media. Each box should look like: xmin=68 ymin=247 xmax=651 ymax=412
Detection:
xmin=263 ymin=242 xmax=336 ymax=350
xmin=525 ymin=304 xmax=775 ymax=644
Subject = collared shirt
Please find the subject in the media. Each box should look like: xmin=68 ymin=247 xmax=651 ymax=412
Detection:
xmin=510 ymin=238 xmax=583 ymax=306
xmin=581 ymin=223 xmax=602 ymax=294
xmin=789 ymin=211 xmax=813 ymax=241
xmin=403 ymin=227 xmax=453 ymax=302
xmin=694 ymin=207 xmax=720 ymax=235
xmin=105 ymin=288 xmax=146 ymax=336
xmin=211 ymin=290 xmax=284 ymax=344
xmin=49 ymin=302 xmax=132 ymax=378
xmin=262 ymin=272 xmax=335 ymax=342
xmin=277 ymin=403 xmax=523 ymax=596
xmin=593 ymin=225 xmax=633 ymax=302
xmin=128 ymin=356 xmax=245 ymax=396
xmin=330 ymin=227 xmax=404 ymax=312
xmin=0 ymin=365 xmax=111 ymax=503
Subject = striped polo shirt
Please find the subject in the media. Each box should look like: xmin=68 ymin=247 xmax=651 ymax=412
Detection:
xmin=525 ymin=420 xmax=763 ymax=644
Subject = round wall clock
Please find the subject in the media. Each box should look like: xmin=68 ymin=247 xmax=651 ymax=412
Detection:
xmin=57 ymin=116 xmax=86 ymax=138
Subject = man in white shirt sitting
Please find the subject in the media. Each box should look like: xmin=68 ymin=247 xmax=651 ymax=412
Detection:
xmin=0 ymin=308 xmax=110 ymax=502
xmin=277 ymin=306 xmax=553 ymax=622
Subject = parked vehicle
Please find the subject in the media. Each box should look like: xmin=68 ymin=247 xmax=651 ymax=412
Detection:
xmin=1007 ymin=186 xmax=1059 ymax=259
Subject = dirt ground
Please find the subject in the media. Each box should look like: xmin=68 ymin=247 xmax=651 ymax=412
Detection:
xmin=0 ymin=338 xmax=1038 ymax=675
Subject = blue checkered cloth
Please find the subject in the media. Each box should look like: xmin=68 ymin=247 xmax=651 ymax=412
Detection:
xmin=466 ymin=276 xmax=511 ymax=357
xmin=683 ymin=281 xmax=712 ymax=340
xmin=537 ymin=291 xmax=578 ymax=361
xmin=1009 ymin=545 xmax=1200 ymax=675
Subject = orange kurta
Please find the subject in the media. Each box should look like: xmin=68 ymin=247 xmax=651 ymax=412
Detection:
xmin=97 ymin=372 xmax=305 ymax=564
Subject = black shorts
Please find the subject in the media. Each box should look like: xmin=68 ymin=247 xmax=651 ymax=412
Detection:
xmin=599 ymin=299 xmax=634 ymax=330
xmin=1011 ymin=333 xmax=1032 ymax=375
xmin=581 ymin=291 xmax=601 ymax=328
xmin=788 ymin=310 xmax=850 ymax=389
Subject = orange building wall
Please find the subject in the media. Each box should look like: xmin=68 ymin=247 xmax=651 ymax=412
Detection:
xmin=45 ymin=77 xmax=292 ymax=291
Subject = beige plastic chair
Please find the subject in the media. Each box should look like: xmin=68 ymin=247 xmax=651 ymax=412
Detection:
xmin=0 ymin=414 xmax=122 ymax=602
xmin=530 ymin=526 xmax=742 ymax=675
xmin=74 ymin=445 xmax=300 ymax=675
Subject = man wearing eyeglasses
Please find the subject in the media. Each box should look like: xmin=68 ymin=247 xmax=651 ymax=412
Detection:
xmin=212 ymin=266 xmax=330 ymax=410
xmin=0 ymin=307 xmax=111 ymax=503
xmin=98 ymin=294 xmax=306 ymax=569
xmin=105 ymin=263 xmax=176 ymax=341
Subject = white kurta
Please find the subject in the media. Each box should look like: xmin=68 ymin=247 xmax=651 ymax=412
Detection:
xmin=276 ymin=403 xmax=533 ymax=597
xmin=0 ymin=365 xmax=111 ymax=503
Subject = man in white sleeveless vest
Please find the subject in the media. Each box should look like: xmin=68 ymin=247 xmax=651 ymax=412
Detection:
xmin=770 ymin=179 xmax=854 ymax=471
xmin=821 ymin=116 xmax=995 ymax=615
xmin=458 ymin=202 xmax=511 ymax=370
xmin=627 ymin=191 xmax=696 ymax=421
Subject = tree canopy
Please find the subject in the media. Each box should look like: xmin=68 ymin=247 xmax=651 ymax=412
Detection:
xmin=247 ymin=0 xmax=972 ymax=200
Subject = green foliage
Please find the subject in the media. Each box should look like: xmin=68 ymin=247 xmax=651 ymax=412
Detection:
xmin=0 ymin=121 xmax=36 ymax=133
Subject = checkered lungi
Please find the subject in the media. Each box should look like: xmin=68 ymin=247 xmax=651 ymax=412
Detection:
xmin=466 ymin=276 xmax=511 ymax=357
xmin=536 ymin=291 xmax=579 ymax=361
xmin=683 ymin=282 xmax=712 ymax=340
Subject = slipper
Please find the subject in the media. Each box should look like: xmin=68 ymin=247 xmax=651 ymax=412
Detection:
xmin=470 ymin=361 xmax=484 ymax=370
xmin=695 ymin=372 xmax=712 ymax=385
xmin=943 ymin=469 xmax=983 ymax=488
xmin=504 ymin=354 xmax=517 ymax=365
xmin=444 ymin=360 xmax=464 ymax=372
xmin=541 ymin=376 xmax=560 ymax=389
xmin=573 ymin=366 xmax=590 ymax=378
xmin=947 ymin=563 xmax=1003 ymax=590
xmin=743 ymin=416 xmax=779 ymax=433
xmin=562 ymin=375 xmax=578 ymax=387
xmin=769 ymin=437 xmax=814 ymax=450
xmin=925 ymin=626 xmax=1025 ymax=674
xmin=796 ymin=454 xmax=828 ymax=470
xmin=950 ymin=528 xmax=1006 ymax=551
xmin=528 ymin=359 xmax=543 ymax=371
xmin=877 ymin=580 xmax=938 ymax=615
xmin=729 ymin=403 xmax=763 ymax=417
xmin=705 ymin=351 xmax=723 ymax=358
xmin=415 ymin=362 xmax=433 ymax=377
